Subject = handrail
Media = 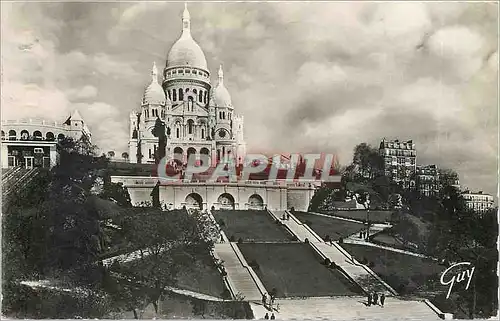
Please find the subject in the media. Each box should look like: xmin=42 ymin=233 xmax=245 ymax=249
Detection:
xmin=423 ymin=298 xmax=453 ymax=319
xmin=307 ymin=241 xmax=365 ymax=293
xmin=331 ymin=242 xmax=399 ymax=295
xmin=207 ymin=209 xmax=229 ymax=243
xmin=210 ymin=249 xmax=237 ymax=300
xmin=229 ymin=242 xmax=268 ymax=297
xmin=286 ymin=211 xmax=324 ymax=243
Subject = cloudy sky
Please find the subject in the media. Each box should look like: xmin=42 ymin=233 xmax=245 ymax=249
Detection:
xmin=1 ymin=1 xmax=498 ymax=195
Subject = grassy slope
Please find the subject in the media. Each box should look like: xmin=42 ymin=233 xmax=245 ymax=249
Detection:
xmin=238 ymin=243 xmax=362 ymax=298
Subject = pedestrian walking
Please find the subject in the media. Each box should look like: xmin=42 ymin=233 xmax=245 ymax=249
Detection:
xmin=373 ymin=292 xmax=379 ymax=306
xmin=380 ymin=293 xmax=385 ymax=307
xmin=264 ymin=313 xmax=269 ymax=320
xmin=367 ymin=293 xmax=372 ymax=306
xmin=270 ymin=313 xmax=275 ymax=320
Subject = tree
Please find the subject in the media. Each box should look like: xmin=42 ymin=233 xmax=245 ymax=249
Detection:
xmin=426 ymin=184 xmax=498 ymax=318
xmin=122 ymin=152 xmax=129 ymax=162
xmin=107 ymin=208 xmax=219 ymax=315
xmin=151 ymin=118 xmax=166 ymax=164
xmin=107 ymin=151 xmax=115 ymax=158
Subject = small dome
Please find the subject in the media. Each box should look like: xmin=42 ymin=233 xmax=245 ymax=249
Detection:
xmin=214 ymin=65 xmax=232 ymax=107
xmin=166 ymin=4 xmax=208 ymax=71
xmin=144 ymin=62 xmax=167 ymax=105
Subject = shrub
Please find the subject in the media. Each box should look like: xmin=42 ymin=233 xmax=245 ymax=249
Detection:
xmin=338 ymin=237 xmax=344 ymax=244
xmin=324 ymin=235 xmax=331 ymax=242
xmin=218 ymin=219 xmax=226 ymax=227
xmin=270 ymin=288 xmax=278 ymax=297
xmin=304 ymin=238 xmax=309 ymax=244
xmin=330 ymin=262 xmax=338 ymax=269
xmin=368 ymin=261 xmax=375 ymax=268
xmin=305 ymin=220 xmax=312 ymax=226
xmin=290 ymin=207 xmax=295 ymax=213
xmin=248 ymin=259 xmax=260 ymax=270
xmin=361 ymin=257 xmax=368 ymax=264
xmin=221 ymin=289 xmax=232 ymax=300
xmin=324 ymin=258 xmax=331 ymax=266
xmin=229 ymin=235 xmax=236 ymax=242
xmin=237 ymin=238 xmax=243 ymax=244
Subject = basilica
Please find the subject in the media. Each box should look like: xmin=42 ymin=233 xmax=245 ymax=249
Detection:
xmin=128 ymin=4 xmax=246 ymax=167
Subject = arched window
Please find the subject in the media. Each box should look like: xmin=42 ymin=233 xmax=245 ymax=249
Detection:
xmin=167 ymin=90 xmax=171 ymax=100
xmin=199 ymin=90 xmax=203 ymax=103
xmin=187 ymin=119 xmax=194 ymax=134
xmin=178 ymin=88 xmax=184 ymax=101
xmin=193 ymin=89 xmax=197 ymax=95
xmin=46 ymin=132 xmax=55 ymax=141
xmin=20 ymin=130 xmax=29 ymax=140
xmin=172 ymin=89 xmax=177 ymax=101
xmin=204 ymin=92 xmax=208 ymax=104
xmin=33 ymin=130 xmax=42 ymax=140
xmin=201 ymin=128 xmax=205 ymax=139
xmin=188 ymin=96 xmax=194 ymax=111
xmin=176 ymin=128 xmax=180 ymax=138
xmin=8 ymin=130 xmax=16 ymax=140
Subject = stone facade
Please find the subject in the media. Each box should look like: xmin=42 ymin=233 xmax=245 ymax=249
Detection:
xmin=128 ymin=4 xmax=246 ymax=166
xmin=1 ymin=111 xmax=91 ymax=169
xmin=110 ymin=176 xmax=315 ymax=211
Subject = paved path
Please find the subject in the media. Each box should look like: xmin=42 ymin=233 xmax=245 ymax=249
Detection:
xmin=213 ymin=243 xmax=265 ymax=301
xmin=343 ymin=239 xmax=434 ymax=259
xmin=346 ymin=223 xmax=392 ymax=240
xmin=251 ymin=297 xmax=442 ymax=320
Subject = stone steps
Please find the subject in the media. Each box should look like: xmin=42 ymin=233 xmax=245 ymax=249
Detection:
xmin=271 ymin=210 xmax=322 ymax=242
xmin=214 ymin=243 xmax=263 ymax=301
xmin=313 ymin=242 xmax=392 ymax=295
xmin=256 ymin=297 xmax=441 ymax=320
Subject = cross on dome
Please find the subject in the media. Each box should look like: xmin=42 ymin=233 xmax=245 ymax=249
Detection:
xmin=151 ymin=61 xmax=158 ymax=81
xmin=166 ymin=2 xmax=208 ymax=71
xmin=182 ymin=2 xmax=191 ymax=34
xmin=218 ymin=64 xmax=224 ymax=84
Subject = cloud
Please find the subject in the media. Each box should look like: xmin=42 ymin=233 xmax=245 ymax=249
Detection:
xmin=1 ymin=2 xmax=497 ymax=196
xmin=67 ymin=85 xmax=98 ymax=100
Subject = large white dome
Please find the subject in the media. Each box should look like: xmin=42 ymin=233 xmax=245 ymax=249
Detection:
xmin=167 ymin=36 xmax=208 ymax=70
xmin=166 ymin=3 xmax=208 ymax=71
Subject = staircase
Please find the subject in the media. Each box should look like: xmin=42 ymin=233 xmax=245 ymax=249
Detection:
xmin=312 ymin=242 xmax=395 ymax=295
xmin=2 ymin=167 xmax=40 ymax=209
xmin=269 ymin=210 xmax=396 ymax=295
xmin=269 ymin=210 xmax=323 ymax=242
xmin=213 ymin=243 xmax=265 ymax=301
xmin=252 ymin=297 xmax=442 ymax=320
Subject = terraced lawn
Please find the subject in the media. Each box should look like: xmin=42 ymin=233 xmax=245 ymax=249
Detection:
xmin=213 ymin=210 xmax=292 ymax=242
xmin=238 ymin=243 xmax=362 ymax=298
xmin=316 ymin=210 xmax=393 ymax=223
xmin=293 ymin=212 xmax=365 ymax=240
xmin=112 ymin=251 xmax=227 ymax=298
xmin=340 ymin=243 xmax=443 ymax=295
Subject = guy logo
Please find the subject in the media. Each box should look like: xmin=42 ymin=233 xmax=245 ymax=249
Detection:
xmin=440 ymin=262 xmax=475 ymax=299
